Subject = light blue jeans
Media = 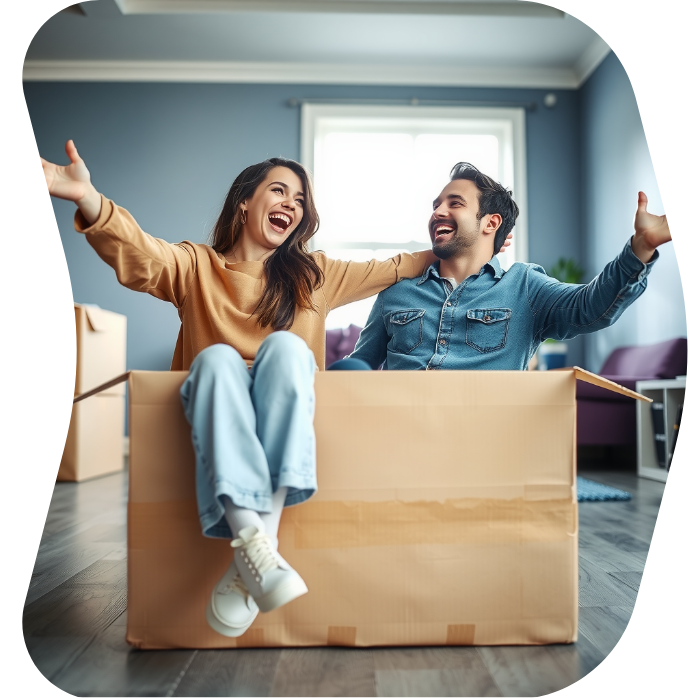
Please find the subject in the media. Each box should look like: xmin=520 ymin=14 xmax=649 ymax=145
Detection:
xmin=180 ymin=333 xmax=317 ymax=539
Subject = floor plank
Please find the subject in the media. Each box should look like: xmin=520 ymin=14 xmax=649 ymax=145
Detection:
xmin=577 ymin=606 xmax=634 ymax=658
xmin=577 ymin=529 xmax=648 ymax=574
xmin=271 ymin=648 xmax=377 ymax=697
xmin=578 ymin=550 xmax=639 ymax=608
xmin=373 ymin=647 xmax=501 ymax=697
xmin=24 ymin=559 xmax=128 ymax=681
xmin=608 ymin=571 xmax=643 ymax=592
xmin=173 ymin=648 xmax=282 ymax=697
xmin=476 ymin=635 xmax=604 ymax=697
xmin=51 ymin=611 xmax=195 ymax=698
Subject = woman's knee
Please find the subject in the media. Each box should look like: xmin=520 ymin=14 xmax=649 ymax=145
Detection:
xmin=190 ymin=343 xmax=245 ymax=377
xmin=258 ymin=332 xmax=314 ymax=369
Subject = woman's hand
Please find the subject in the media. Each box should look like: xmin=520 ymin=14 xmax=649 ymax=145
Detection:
xmin=41 ymin=140 xmax=102 ymax=224
xmin=499 ymin=231 xmax=513 ymax=254
xmin=631 ymin=191 xmax=671 ymax=263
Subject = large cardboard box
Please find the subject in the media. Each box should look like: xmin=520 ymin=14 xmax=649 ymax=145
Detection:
xmin=58 ymin=304 xmax=127 ymax=481
xmin=111 ymin=368 xmax=648 ymax=649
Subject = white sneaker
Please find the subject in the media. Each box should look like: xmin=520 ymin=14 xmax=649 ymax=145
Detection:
xmin=206 ymin=558 xmax=259 ymax=637
xmin=232 ymin=525 xmax=308 ymax=613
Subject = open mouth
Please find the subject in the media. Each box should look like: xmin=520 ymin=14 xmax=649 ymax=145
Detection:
xmin=268 ymin=212 xmax=292 ymax=233
xmin=432 ymin=222 xmax=455 ymax=242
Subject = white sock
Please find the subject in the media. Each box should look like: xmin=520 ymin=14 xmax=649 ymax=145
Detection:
xmin=222 ymin=496 xmax=265 ymax=540
xmin=259 ymin=487 xmax=288 ymax=550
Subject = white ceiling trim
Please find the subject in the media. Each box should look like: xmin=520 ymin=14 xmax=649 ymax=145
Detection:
xmin=573 ymin=36 xmax=610 ymax=86
xmin=23 ymin=60 xmax=584 ymax=88
xmin=114 ymin=0 xmax=565 ymax=18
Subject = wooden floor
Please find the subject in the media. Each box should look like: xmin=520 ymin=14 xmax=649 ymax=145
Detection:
xmin=24 ymin=457 xmax=665 ymax=697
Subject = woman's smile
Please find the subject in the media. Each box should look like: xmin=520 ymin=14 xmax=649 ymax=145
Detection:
xmin=268 ymin=211 xmax=292 ymax=233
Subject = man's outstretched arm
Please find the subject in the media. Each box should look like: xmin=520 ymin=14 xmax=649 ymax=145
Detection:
xmin=528 ymin=191 xmax=671 ymax=342
xmin=347 ymin=293 xmax=390 ymax=369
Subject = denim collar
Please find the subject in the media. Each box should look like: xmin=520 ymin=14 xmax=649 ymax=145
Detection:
xmin=417 ymin=255 xmax=504 ymax=285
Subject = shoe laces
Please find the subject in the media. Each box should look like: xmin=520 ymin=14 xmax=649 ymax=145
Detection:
xmin=224 ymin=572 xmax=249 ymax=597
xmin=231 ymin=530 xmax=280 ymax=575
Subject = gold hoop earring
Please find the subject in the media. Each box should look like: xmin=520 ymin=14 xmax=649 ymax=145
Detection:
xmin=241 ymin=211 xmax=247 ymax=225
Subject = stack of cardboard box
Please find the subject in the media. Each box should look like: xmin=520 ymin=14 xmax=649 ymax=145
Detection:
xmin=58 ymin=303 xmax=127 ymax=481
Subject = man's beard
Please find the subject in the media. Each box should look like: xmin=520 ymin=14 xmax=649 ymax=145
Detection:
xmin=432 ymin=224 xmax=480 ymax=260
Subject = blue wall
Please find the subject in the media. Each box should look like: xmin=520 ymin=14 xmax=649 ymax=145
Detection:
xmin=24 ymin=81 xmax=584 ymax=374
xmin=580 ymin=53 xmax=686 ymax=372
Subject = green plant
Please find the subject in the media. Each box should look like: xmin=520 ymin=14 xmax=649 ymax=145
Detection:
xmin=541 ymin=258 xmax=585 ymax=347
xmin=547 ymin=257 xmax=585 ymax=284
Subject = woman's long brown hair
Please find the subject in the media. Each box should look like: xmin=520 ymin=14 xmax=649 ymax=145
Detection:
xmin=209 ymin=158 xmax=324 ymax=330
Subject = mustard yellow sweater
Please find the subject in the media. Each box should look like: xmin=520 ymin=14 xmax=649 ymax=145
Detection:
xmin=75 ymin=194 xmax=435 ymax=371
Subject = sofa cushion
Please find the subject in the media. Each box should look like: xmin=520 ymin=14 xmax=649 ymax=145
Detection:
xmin=600 ymin=337 xmax=687 ymax=378
xmin=325 ymin=324 xmax=363 ymax=368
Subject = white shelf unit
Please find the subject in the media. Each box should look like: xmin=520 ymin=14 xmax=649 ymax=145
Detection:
xmin=636 ymin=377 xmax=686 ymax=482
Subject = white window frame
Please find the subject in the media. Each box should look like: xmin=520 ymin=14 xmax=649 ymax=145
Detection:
xmin=300 ymin=103 xmax=529 ymax=264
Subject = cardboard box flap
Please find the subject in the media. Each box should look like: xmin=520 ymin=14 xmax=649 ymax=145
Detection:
xmin=73 ymin=371 xmax=130 ymax=403
xmin=562 ymin=366 xmax=652 ymax=402
xmin=74 ymin=303 xmax=127 ymax=396
xmin=78 ymin=303 xmax=110 ymax=333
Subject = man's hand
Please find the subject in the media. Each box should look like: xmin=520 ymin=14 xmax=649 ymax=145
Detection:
xmin=631 ymin=191 xmax=671 ymax=263
xmin=41 ymin=140 xmax=102 ymax=224
xmin=499 ymin=231 xmax=513 ymax=254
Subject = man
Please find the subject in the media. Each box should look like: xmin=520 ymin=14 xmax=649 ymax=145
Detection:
xmin=344 ymin=162 xmax=670 ymax=370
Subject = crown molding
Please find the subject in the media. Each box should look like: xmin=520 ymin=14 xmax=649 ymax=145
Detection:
xmin=115 ymin=1 xmax=565 ymax=18
xmin=574 ymin=36 xmax=611 ymax=86
xmin=23 ymin=60 xmax=582 ymax=88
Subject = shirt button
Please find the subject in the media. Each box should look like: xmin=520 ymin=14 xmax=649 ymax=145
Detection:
xmin=446 ymin=301 xmax=451 ymax=306
xmin=484 ymin=315 xmax=492 ymax=322
xmin=439 ymin=339 xmax=446 ymax=345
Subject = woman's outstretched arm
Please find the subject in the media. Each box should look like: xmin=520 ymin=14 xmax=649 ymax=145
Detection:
xmin=42 ymin=140 xmax=196 ymax=308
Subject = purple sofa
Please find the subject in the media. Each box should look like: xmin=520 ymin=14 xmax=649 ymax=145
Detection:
xmin=325 ymin=324 xmax=363 ymax=368
xmin=576 ymin=337 xmax=687 ymax=446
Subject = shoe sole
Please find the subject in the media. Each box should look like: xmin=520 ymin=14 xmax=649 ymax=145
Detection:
xmin=205 ymin=600 xmax=257 ymax=638
xmin=255 ymin=576 xmax=309 ymax=613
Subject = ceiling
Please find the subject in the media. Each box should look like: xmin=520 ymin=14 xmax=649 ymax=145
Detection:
xmin=24 ymin=0 xmax=610 ymax=88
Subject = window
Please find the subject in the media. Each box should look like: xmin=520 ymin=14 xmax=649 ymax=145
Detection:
xmin=301 ymin=104 xmax=528 ymax=329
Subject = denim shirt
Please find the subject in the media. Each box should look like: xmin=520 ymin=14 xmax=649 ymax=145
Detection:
xmin=349 ymin=238 xmax=659 ymax=371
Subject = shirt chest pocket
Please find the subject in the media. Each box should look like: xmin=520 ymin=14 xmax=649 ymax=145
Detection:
xmin=466 ymin=308 xmax=512 ymax=353
xmin=388 ymin=309 xmax=425 ymax=355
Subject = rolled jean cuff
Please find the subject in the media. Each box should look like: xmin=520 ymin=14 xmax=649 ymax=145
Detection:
xmin=284 ymin=487 xmax=317 ymax=507
xmin=199 ymin=481 xmax=274 ymax=540
xmin=200 ymin=476 xmax=317 ymax=539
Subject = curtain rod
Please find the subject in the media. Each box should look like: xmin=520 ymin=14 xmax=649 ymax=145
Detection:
xmin=287 ymin=97 xmax=537 ymax=111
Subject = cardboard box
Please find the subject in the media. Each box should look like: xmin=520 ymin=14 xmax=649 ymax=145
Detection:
xmin=96 ymin=367 xmax=648 ymax=649
xmin=74 ymin=303 xmax=127 ymax=397
xmin=58 ymin=393 xmax=125 ymax=482
xmin=58 ymin=304 xmax=127 ymax=481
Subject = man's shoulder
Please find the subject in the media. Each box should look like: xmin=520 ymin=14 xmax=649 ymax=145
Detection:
xmin=379 ymin=271 xmax=426 ymax=300
xmin=503 ymin=261 xmax=547 ymax=277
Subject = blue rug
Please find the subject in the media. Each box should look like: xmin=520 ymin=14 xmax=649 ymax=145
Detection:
xmin=576 ymin=477 xmax=632 ymax=502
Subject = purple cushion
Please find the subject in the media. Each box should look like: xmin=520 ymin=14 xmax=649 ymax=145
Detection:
xmin=600 ymin=337 xmax=687 ymax=378
xmin=325 ymin=324 xmax=363 ymax=368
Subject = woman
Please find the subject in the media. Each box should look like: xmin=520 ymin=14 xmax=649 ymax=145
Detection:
xmin=42 ymin=140 xmax=510 ymax=639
